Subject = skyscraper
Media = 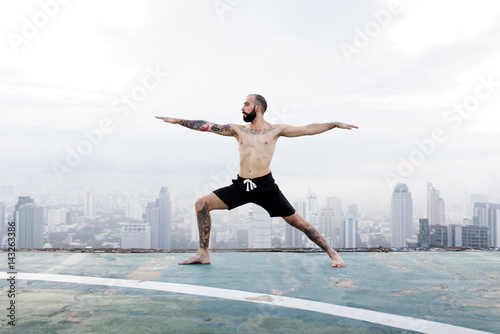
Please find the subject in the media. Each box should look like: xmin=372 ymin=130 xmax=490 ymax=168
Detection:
xmin=84 ymin=190 xmax=96 ymax=217
xmin=157 ymin=187 xmax=171 ymax=249
xmin=427 ymin=183 xmax=445 ymax=225
xmin=15 ymin=196 xmax=44 ymax=248
xmin=391 ymin=184 xmax=413 ymax=248
xmin=306 ymin=189 xmax=318 ymax=222
xmin=146 ymin=187 xmax=171 ymax=249
xmin=327 ymin=196 xmax=343 ymax=248
xmin=342 ymin=214 xmax=357 ymax=248
xmin=318 ymin=207 xmax=335 ymax=246
xmin=285 ymin=199 xmax=306 ymax=248
xmin=418 ymin=218 xmax=430 ymax=247
xmin=473 ymin=202 xmax=500 ymax=247
xmin=145 ymin=201 xmax=159 ymax=248
xmin=0 ymin=202 xmax=5 ymax=241
xmin=248 ymin=205 xmax=271 ymax=248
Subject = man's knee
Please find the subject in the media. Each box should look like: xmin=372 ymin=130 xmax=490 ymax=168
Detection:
xmin=195 ymin=197 xmax=210 ymax=212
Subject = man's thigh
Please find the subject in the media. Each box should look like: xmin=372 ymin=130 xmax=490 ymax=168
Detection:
xmin=203 ymin=192 xmax=230 ymax=211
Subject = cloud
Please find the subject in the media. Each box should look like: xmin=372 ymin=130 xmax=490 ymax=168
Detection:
xmin=1 ymin=0 xmax=500 ymax=207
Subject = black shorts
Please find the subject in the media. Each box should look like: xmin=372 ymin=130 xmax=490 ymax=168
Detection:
xmin=213 ymin=172 xmax=296 ymax=218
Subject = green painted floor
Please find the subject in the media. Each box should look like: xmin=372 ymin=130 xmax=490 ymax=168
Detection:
xmin=1 ymin=251 xmax=499 ymax=333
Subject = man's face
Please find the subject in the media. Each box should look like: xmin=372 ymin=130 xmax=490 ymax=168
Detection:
xmin=243 ymin=107 xmax=257 ymax=122
xmin=242 ymin=96 xmax=257 ymax=123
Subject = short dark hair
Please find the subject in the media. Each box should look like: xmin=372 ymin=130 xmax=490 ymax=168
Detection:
xmin=250 ymin=94 xmax=267 ymax=113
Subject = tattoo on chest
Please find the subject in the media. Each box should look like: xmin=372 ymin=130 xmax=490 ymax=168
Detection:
xmin=240 ymin=126 xmax=275 ymax=135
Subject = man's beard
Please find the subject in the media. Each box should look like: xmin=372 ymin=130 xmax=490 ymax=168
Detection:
xmin=243 ymin=107 xmax=257 ymax=122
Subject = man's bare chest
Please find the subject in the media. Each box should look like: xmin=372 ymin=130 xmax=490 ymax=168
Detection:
xmin=238 ymin=126 xmax=278 ymax=150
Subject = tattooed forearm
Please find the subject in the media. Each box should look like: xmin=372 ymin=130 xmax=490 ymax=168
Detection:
xmin=179 ymin=120 xmax=210 ymax=131
xmin=239 ymin=125 xmax=275 ymax=135
xmin=179 ymin=120 xmax=233 ymax=135
xmin=197 ymin=201 xmax=211 ymax=250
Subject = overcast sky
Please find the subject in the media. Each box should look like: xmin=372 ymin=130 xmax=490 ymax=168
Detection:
xmin=1 ymin=0 xmax=500 ymax=211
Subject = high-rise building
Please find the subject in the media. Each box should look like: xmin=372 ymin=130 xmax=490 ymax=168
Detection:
xmin=145 ymin=202 xmax=159 ymax=248
xmin=342 ymin=215 xmax=357 ymax=248
xmin=306 ymin=189 xmax=318 ymax=221
xmin=146 ymin=187 xmax=172 ymax=249
xmin=304 ymin=190 xmax=320 ymax=248
xmin=0 ymin=202 xmax=5 ymax=241
xmin=448 ymin=224 xmax=463 ymax=247
xmin=418 ymin=218 xmax=430 ymax=247
xmin=391 ymin=184 xmax=413 ymax=248
xmin=285 ymin=199 xmax=306 ymax=248
xmin=473 ymin=202 xmax=500 ymax=247
xmin=248 ymin=205 xmax=271 ymax=248
xmin=468 ymin=194 xmax=488 ymax=216
xmin=121 ymin=220 xmax=151 ymax=248
xmin=84 ymin=191 xmax=96 ymax=217
xmin=15 ymin=196 xmax=44 ymax=248
xmin=327 ymin=196 xmax=343 ymax=248
xmin=158 ymin=187 xmax=171 ymax=249
xmin=427 ymin=183 xmax=445 ymax=225
xmin=318 ymin=208 xmax=335 ymax=246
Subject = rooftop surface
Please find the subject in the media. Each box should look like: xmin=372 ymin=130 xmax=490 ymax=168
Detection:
xmin=1 ymin=250 xmax=499 ymax=333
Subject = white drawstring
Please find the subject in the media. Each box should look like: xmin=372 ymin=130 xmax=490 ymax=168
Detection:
xmin=243 ymin=179 xmax=257 ymax=192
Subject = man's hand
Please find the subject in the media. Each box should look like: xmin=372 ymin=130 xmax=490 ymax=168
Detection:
xmin=155 ymin=116 xmax=179 ymax=124
xmin=335 ymin=122 xmax=358 ymax=130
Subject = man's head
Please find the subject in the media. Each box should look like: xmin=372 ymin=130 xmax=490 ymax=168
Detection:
xmin=242 ymin=94 xmax=267 ymax=123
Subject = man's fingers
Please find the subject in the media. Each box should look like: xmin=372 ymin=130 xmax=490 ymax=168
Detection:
xmin=155 ymin=116 xmax=169 ymax=122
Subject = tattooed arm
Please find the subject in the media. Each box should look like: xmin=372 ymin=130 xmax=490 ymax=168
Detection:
xmin=278 ymin=122 xmax=358 ymax=138
xmin=155 ymin=116 xmax=236 ymax=136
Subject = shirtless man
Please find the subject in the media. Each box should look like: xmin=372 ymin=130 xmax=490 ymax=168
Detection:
xmin=155 ymin=94 xmax=358 ymax=267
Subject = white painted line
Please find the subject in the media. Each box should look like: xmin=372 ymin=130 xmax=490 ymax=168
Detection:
xmin=0 ymin=272 xmax=492 ymax=334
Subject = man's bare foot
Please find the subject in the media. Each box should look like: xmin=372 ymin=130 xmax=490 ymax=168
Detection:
xmin=330 ymin=251 xmax=345 ymax=268
xmin=178 ymin=252 xmax=211 ymax=265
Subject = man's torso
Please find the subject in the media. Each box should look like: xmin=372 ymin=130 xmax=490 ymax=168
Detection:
xmin=233 ymin=124 xmax=283 ymax=179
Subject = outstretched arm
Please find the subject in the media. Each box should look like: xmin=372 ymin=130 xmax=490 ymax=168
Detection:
xmin=279 ymin=122 xmax=358 ymax=138
xmin=155 ymin=116 xmax=236 ymax=136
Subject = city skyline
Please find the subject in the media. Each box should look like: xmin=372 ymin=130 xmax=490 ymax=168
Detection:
xmin=1 ymin=1 xmax=500 ymax=210
xmin=2 ymin=178 xmax=499 ymax=251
